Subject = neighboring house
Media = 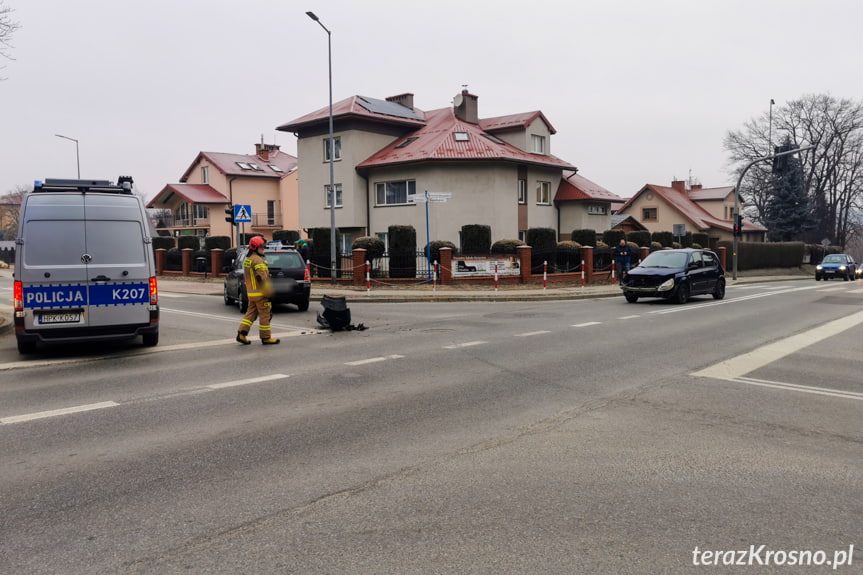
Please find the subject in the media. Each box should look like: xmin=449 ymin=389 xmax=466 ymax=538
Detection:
xmin=276 ymin=90 xmax=621 ymax=250
xmin=147 ymin=143 xmax=299 ymax=247
xmin=0 ymin=192 xmax=22 ymax=241
xmin=610 ymin=214 xmax=648 ymax=234
xmin=616 ymin=180 xmax=767 ymax=248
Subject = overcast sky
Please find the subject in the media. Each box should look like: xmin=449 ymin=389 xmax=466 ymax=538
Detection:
xmin=2 ymin=0 xmax=861 ymax=202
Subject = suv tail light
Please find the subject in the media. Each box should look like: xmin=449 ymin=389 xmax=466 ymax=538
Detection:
xmin=304 ymin=265 xmax=310 ymax=283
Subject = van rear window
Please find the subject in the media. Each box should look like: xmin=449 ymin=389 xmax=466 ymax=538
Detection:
xmin=85 ymin=220 xmax=147 ymax=265
xmin=24 ymin=220 xmax=86 ymax=266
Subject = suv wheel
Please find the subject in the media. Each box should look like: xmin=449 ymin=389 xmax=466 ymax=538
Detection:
xmin=674 ymin=283 xmax=690 ymax=304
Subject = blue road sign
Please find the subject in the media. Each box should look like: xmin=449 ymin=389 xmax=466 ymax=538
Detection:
xmin=234 ymin=204 xmax=252 ymax=223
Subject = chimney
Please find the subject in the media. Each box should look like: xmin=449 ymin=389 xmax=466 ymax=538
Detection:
xmin=453 ymin=89 xmax=479 ymax=124
xmin=690 ymin=184 xmax=702 ymax=191
xmin=386 ymin=93 xmax=414 ymax=110
xmin=671 ymin=180 xmax=686 ymax=193
xmin=255 ymin=142 xmax=281 ymax=162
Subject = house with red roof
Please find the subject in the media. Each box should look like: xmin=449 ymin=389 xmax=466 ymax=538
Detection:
xmin=276 ymin=90 xmax=623 ymax=251
xmin=147 ymin=143 xmax=298 ymax=247
xmin=615 ymin=180 xmax=766 ymax=248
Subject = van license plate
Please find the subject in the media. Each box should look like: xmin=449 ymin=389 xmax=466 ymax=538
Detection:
xmin=39 ymin=312 xmax=82 ymax=324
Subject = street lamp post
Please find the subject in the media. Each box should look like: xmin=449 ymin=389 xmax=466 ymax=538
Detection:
xmin=732 ymin=144 xmax=815 ymax=280
xmin=768 ymin=98 xmax=775 ymax=155
xmin=306 ymin=10 xmax=337 ymax=283
xmin=55 ymin=133 xmax=80 ymax=178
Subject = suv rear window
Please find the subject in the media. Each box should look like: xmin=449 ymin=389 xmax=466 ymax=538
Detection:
xmin=266 ymin=251 xmax=304 ymax=269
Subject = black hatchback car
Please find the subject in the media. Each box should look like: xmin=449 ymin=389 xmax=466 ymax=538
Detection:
xmin=620 ymin=248 xmax=725 ymax=304
xmin=223 ymin=245 xmax=311 ymax=312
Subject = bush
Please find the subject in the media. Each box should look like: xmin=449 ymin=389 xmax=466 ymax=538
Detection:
xmin=424 ymin=240 xmax=458 ymax=264
xmin=602 ymin=229 xmax=626 ymax=246
xmin=352 ymin=236 xmax=386 ymax=260
xmin=652 ymin=231 xmax=674 ymax=247
xmin=461 ymin=224 xmax=492 ymax=254
xmin=152 ymin=236 xmax=175 ymax=250
xmin=491 ymin=238 xmax=526 ymax=254
xmin=693 ymin=232 xmax=709 ymax=248
xmin=389 ymin=225 xmax=417 ymax=278
xmin=204 ymin=236 xmax=230 ymax=251
xmin=571 ymin=229 xmax=597 ymax=246
xmin=177 ymin=235 xmax=201 ymax=250
xmin=626 ymin=230 xmax=651 ymax=247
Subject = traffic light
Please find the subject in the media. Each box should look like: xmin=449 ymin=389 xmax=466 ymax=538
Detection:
xmin=225 ymin=205 xmax=235 ymax=224
xmin=733 ymin=214 xmax=743 ymax=237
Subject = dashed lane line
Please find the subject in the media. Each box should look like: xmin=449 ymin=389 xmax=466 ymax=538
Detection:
xmin=443 ymin=341 xmax=488 ymax=349
xmin=345 ymin=355 xmax=405 ymax=366
xmin=0 ymin=401 xmax=119 ymax=425
xmin=514 ymin=330 xmax=552 ymax=337
xmin=572 ymin=321 xmax=601 ymax=327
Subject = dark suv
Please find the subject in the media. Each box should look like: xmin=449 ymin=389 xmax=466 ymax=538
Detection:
xmin=620 ymin=248 xmax=725 ymax=304
xmin=223 ymin=245 xmax=311 ymax=312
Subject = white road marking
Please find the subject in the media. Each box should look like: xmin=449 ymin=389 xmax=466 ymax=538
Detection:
xmin=207 ymin=373 xmax=290 ymax=389
xmin=345 ymin=354 xmax=404 ymax=366
xmin=692 ymin=309 xmax=863 ymax=380
xmin=733 ymin=376 xmax=863 ymax=401
xmin=443 ymin=341 xmax=487 ymax=349
xmin=816 ymin=286 xmax=847 ymax=292
xmin=157 ymin=293 xmax=187 ymax=298
xmin=1 ymin=401 xmax=119 ymax=425
xmin=617 ymin=315 xmax=639 ymax=320
xmin=848 ymin=288 xmax=863 ymax=294
xmin=650 ymin=285 xmax=821 ymax=315
xmin=514 ymin=330 xmax=552 ymax=337
xmin=571 ymin=321 xmax=601 ymax=327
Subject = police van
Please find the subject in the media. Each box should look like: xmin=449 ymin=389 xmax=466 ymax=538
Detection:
xmin=13 ymin=177 xmax=159 ymax=354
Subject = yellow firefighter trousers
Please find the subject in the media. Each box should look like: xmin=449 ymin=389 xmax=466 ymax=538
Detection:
xmin=238 ymin=298 xmax=273 ymax=340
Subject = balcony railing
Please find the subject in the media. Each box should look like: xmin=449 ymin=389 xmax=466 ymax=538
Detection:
xmin=151 ymin=214 xmax=210 ymax=229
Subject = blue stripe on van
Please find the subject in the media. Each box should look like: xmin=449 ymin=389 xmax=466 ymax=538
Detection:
xmin=22 ymin=282 xmax=150 ymax=308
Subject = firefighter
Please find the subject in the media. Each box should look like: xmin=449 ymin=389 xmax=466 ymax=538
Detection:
xmin=236 ymin=236 xmax=280 ymax=345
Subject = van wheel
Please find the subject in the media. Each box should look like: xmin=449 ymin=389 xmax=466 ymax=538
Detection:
xmin=143 ymin=332 xmax=159 ymax=347
xmin=17 ymin=339 xmax=37 ymax=354
xmin=297 ymin=298 xmax=310 ymax=312
xmin=238 ymin=290 xmax=248 ymax=313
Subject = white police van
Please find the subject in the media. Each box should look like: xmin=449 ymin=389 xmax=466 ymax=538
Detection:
xmin=13 ymin=177 xmax=159 ymax=354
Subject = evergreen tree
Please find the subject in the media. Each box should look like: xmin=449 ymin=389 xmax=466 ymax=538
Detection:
xmin=764 ymin=140 xmax=811 ymax=242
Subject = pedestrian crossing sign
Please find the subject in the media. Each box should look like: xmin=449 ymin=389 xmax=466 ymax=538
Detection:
xmin=234 ymin=204 xmax=252 ymax=223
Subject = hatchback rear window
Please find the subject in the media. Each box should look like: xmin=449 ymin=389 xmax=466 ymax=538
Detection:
xmin=266 ymin=252 xmax=304 ymax=269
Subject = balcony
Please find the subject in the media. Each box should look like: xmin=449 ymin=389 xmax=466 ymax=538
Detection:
xmin=252 ymin=213 xmax=282 ymax=228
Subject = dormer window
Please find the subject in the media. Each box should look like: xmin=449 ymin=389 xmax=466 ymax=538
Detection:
xmin=268 ymin=164 xmax=284 ymax=173
xmin=396 ymin=137 xmax=419 ymax=148
xmin=454 ymin=132 xmax=469 ymax=142
xmin=236 ymin=162 xmax=252 ymax=170
xmin=531 ymin=134 xmax=546 ymax=154
xmin=248 ymin=162 xmax=264 ymax=172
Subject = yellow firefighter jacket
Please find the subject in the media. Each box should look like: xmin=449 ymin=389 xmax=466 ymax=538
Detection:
xmin=243 ymin=252 xmax=271 ymax=299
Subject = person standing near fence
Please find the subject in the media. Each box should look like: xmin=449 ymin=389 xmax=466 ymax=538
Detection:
xmin=236 ymin=236 xmax=280 ymax=345
xmin=613 ymin=238 xmax=634 ymax=276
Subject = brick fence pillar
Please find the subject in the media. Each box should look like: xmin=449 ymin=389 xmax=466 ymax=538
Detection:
xmin=582 ymin=246 xmax=594 ymax=283
xmin=517 ymin=245 xmax=531 ymax=284
xmin=638 ymin=246 xmax=650 ymax=265
xmin=210 ymin=248 xmax=224 ymax=276
xmin=181 ymin=248 xmax=193 ymax=275
xmin=717 ymin=246 xmax=727 ymax=270
xmin=352 ymin=248 xmax=367 ymax=287
xmin=155 ymin=248 xmax=166 ymax=275
xmin=439 ymin=247 xmax=453 ymax=285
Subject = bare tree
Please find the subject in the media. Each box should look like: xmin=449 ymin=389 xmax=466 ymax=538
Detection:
xmin=724 ymin=94 xmax=863 ymax=247
xmin=0 ymin=184 xmax=28 ymax=239
xmin=0 ymin=1 xmax=20 ymax=79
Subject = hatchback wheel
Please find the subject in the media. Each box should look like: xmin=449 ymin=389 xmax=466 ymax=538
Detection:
xmin=624 ymin=292 xmax=639 ymax=303
xmin=674 ymin=283 xmax=690 ymax=304
xmin=238 ymin=289 xmax=248 ymax=313
xmin=712 ymin=278 xmax=726 ymax=300
xmin=223 ymin=284 xmax=233 ymax=305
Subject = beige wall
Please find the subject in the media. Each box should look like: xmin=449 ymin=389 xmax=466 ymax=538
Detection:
xmin=559 ymin=205 xmax=612 ymax=240
xmin=494 ymin=117 xmax=552 ymax=156
xmin=696 ymin=195 xmax=735 ymax=220
xmin=620 ymin=191 xmax=696 ymax=234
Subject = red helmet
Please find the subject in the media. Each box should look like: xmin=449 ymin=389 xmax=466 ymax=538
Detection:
xmin=249 ymin=236 xmax=265 ymax=251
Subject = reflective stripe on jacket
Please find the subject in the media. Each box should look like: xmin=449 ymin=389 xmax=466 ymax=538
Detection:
xmin=243 ymin=253 xmax=270 ymax=298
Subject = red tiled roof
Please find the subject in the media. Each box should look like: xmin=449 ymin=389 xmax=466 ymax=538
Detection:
xmin=617 ymin=184 xmax=765 ymax=233
xmin=479 ymin=111 xmax=556 ymax=134
xmin=356 ymin=107 xmax=575 ymax=171
xmin=687 ymin=186 xmax=734 ymax=201
xmin=276 ymin=95 xmax=427 ymax=133
xmin=554 ymin=170 xmax=624 ymax=202
xmin=147 ymin=184 xmax=227 ymax=208
xmin=179 ymin=150 xmax=297 ymax=182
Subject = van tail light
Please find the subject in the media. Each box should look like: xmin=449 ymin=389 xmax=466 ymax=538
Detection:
xmin=149 ymin=276 xmax=158 ymax=305
xmin=13 ymin=280 xmax=23 ymax=312
xmin=304 ymin=265 xmax=310 ymax=283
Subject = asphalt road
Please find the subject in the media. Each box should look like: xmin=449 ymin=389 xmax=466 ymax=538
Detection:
xmin=0 ymin=280 xmax=861 ymax=574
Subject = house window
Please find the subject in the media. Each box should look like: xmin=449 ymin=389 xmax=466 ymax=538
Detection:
xmin=323 ymin=136 xmax=342 ymax=162
xmin=518 ymin=179 xmax=527 ymax=204
xmin=453 ymin=132 xmax=469 ymax=141
xmin=375 ymin=180 xmax=416 ymax=206
xmin=267 ymin=200 xmax=276 ymax=226
xmin=193 ymin=204 xmax=208 ymax=221
xmin=587 ymin=204 xmax=607 ymax=215
xmin=642 ymin=208 xmax=657 ymax=220
xmin=325 ymin=183 xmax=343 ymax=208
xmin=376 ymin=232 xmax=389 ymax=253
xmin=536 ymin=181 xmax=551 ymax=205
xmin=201 ymin=166 xmax=209 ymax=184
xmin=339 ymin=232 xmax=351 ymax=254
xmin=518 ymin=230 xmax=527 ymax=242
xmin=531 ymin=134 xmax=546 ymax=154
